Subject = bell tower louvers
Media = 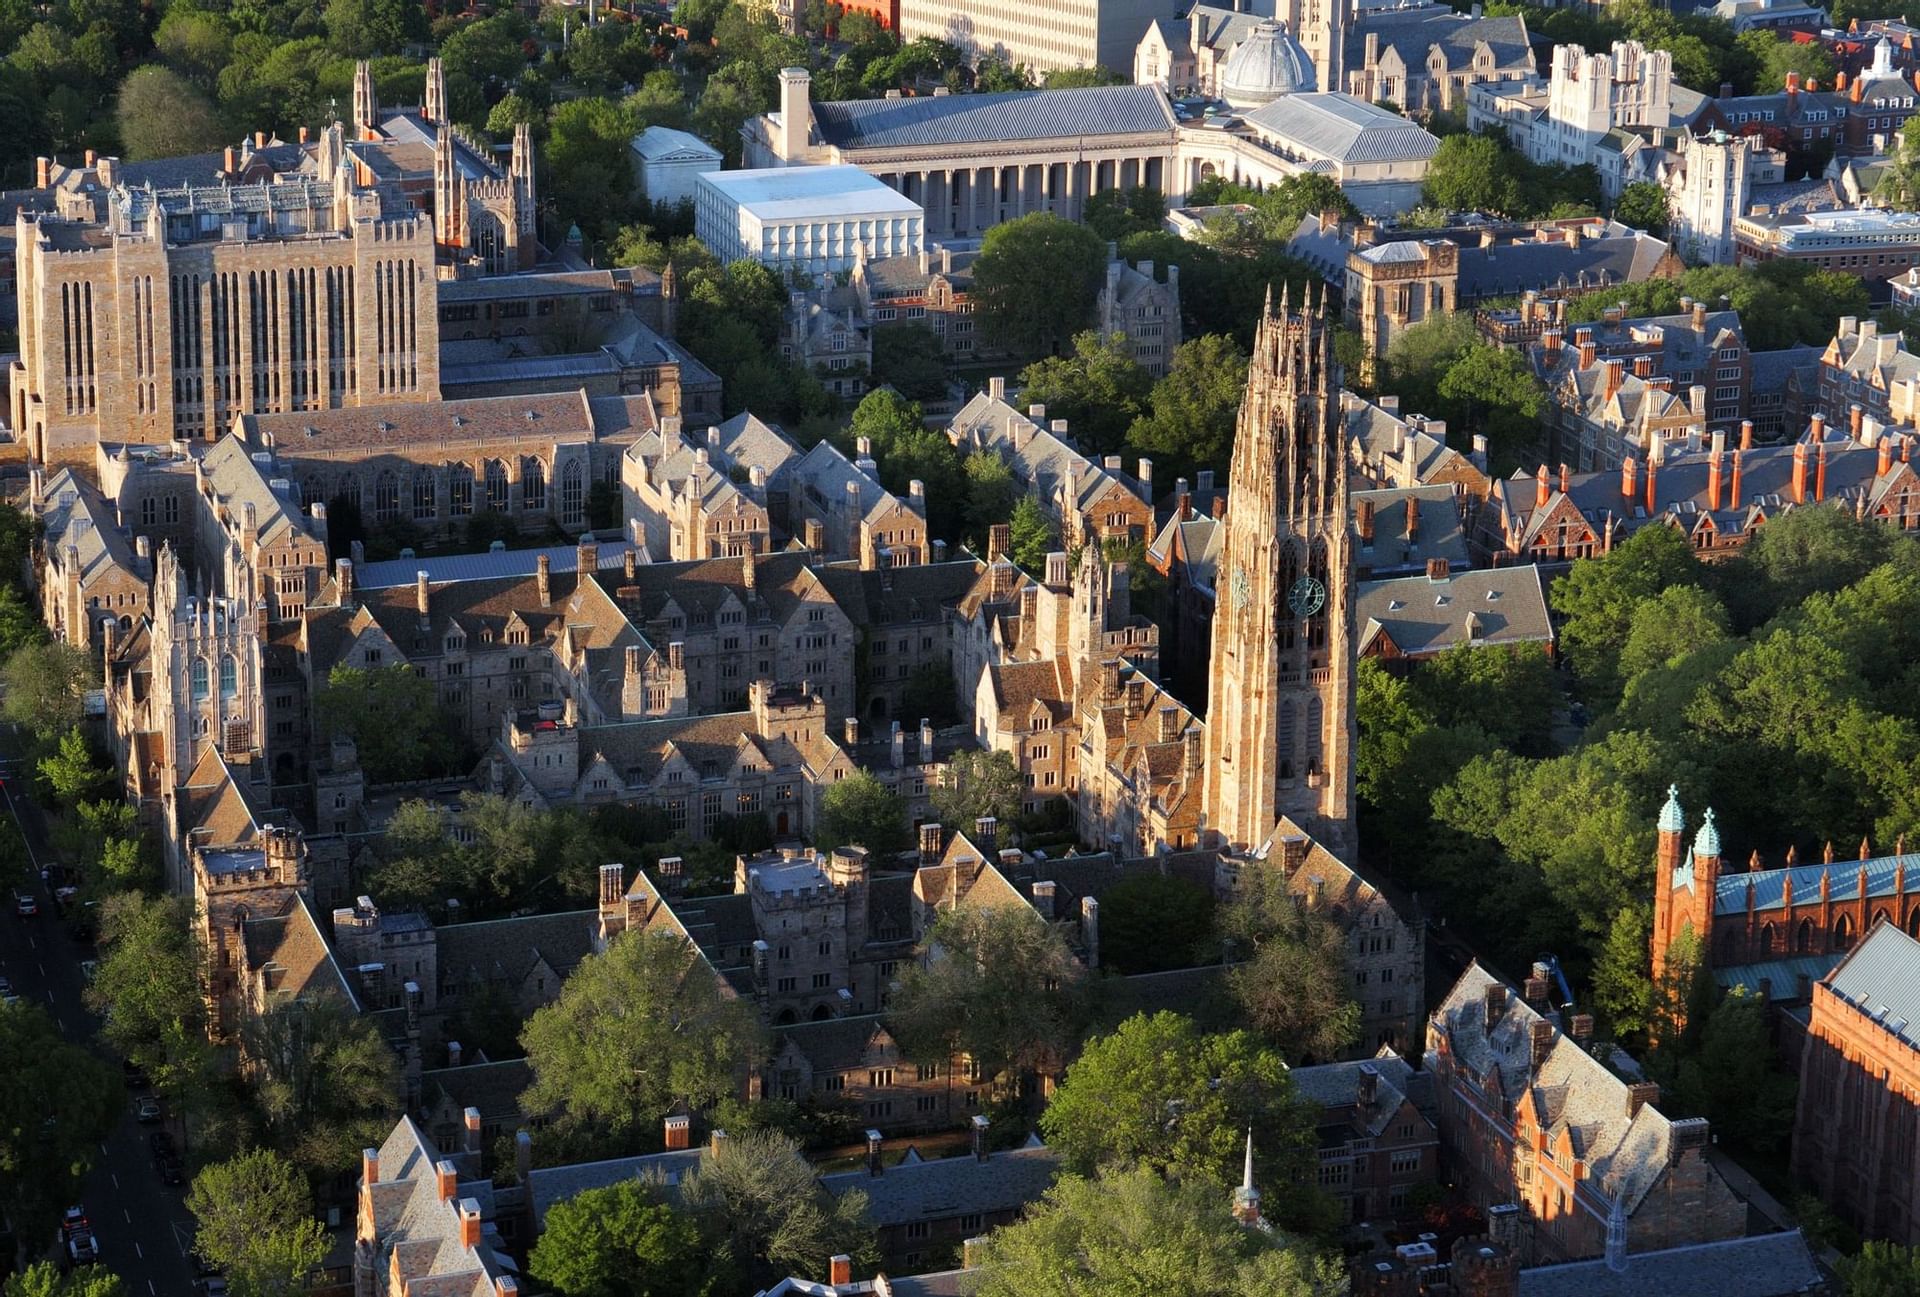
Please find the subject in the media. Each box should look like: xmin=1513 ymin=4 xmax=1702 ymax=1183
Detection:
xmin=1201 ymin=286 xmax=1355 ymax=855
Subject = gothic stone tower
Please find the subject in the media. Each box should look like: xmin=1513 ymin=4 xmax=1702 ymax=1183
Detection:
xmin=1202 ymin=287 xmax=1355 ymax=855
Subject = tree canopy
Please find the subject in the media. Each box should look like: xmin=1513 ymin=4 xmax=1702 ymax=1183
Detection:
xmin=1561 ymin=258 xmax=1869 ymax=352
xmin=187 ymin=1149 xmax=331 ymax=1297
xmin=314 ymin=663 xmax=465 ymax=784
xmin=972 ymin=214 xmax=1109 ymax=357
xmin=1215 ymin=870 xmax=1361 ymax=1063
xmin=0 ymin=1003 xmax=118 ymax=1272
xmin=973 ymin=1167 xmax=1344 ymax=1297
xmin=1018 ymin=331 xmax=1156 ymax=455
xmin=520 ymin=928 xmax=767 ymax=1150
xmin=240 ymin=994 xmax=400 ymax=1180
xmin=816 ymin=770 xmax=909 ymax=856
xmin=889 ymin=905 xmax=1090 ymax=1091
xmin=529 ymin=1178 xmax=716 ymax=1297
xmin=677 ymin=1128 xmax=877 ymax=1289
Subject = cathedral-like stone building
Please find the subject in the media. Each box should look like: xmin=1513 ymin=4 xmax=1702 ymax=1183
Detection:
xmin=1202 ymin=287 xmax=1356 ymax=856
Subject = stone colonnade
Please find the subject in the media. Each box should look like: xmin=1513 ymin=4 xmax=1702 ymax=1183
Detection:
xmin=872 ymin=153 xmax=1175 ymax=239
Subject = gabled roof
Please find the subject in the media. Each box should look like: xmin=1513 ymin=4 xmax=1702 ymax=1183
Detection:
xmin=817 ymin=1141 xmax=1062 ymax=1227
xmin=40 ymin=469 xmax=143 ymax=589
xmin=1516 ymin=1230 xmax=1823 ymax=1297
xmin=1343 ymin=7 xmax=1533 ymax=75
xmin=242 ymin=893 xmax=361 ymax=1011
xmin=811 ymin=86 xmax=1177 ymax=152
xmin=1821 ymin=920 xmax=1920 ymax=1050
xmin=1240 ymin=93 xmax=1441 ymax=164
xmin=435 ymin=910 xmax=596 ymax=992
xmin=1356 ymin=565 xmax=1553 ymax=657
xmin=631 ymin=125 xmax=724 ymax=164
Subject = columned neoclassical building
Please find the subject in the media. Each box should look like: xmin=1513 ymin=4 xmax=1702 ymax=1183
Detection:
xmin=742 ymin=71 xmax=1181 ymax=239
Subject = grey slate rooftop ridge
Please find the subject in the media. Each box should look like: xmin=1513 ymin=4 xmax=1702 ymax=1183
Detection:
xmin=811 ymin=86 xmax=1177 ymax=151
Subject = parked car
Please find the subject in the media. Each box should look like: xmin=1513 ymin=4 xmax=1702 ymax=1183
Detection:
xmin=14 ymin=890 xmax=36 ymax=918
xmin=65 ymin=1230 xmax=98 ymax=1265
xmin=198 ymin=1279 xmax=228 ymax=1297
xmin=121 ymin=1060 xmax=149 ymax=1089
xmin=155 ymin=1152 xmax=185 ymax=1186
xmin=60 ymin=1207 xmax=88 ymax=1239
xmin=134 ymin=1095 xmax=162 ymax=1123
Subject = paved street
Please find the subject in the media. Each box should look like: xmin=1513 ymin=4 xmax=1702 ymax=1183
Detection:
xmin=0 ymin=762 xmax=200 ymax=1295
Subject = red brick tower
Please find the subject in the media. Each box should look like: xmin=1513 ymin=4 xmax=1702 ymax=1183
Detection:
xmin=1651 ymin=784 xmax=1686 ymax=980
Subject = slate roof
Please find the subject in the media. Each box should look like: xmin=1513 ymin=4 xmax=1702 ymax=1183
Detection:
xmin=1516 ymin=1230 xmax=1824 ymax=1297
xmin=1819 ymin=920 xmax=1920 ymax=1049
xmin=1749 ymin=344 xmax=1823 ymax=398
xmin=1455 ymin=231 xmax=1676 ymax=300
xmin=420 ymin=1060 xmax=533 ymax=1124
xmin=1343 ymin=7 xmax=1532 ymax=75
xmin=775 ymin=1014 xmax=895 ymax=1073
xmin=631 ymin=125 xmax=724 ymax=163
xmin=252 ymin=893 xmax=358 ymax=998
xmin=818 ymin=1142 xmax=1062 ymax=1227
xmin=245 ymin=391 xmax=657 ymax=455
xmin=362 ymin=1117 xmax=513 ymax=1297
xmin=1429 ymin=963 xmax=1716 ymax=1217
xmin=353 ymin=540 xmax=643 ymax=591
xmin=198 ymin=436 xmax=314 ymax=550
xmin=526 ymin=1147 xmax=709 ymax=1227
xmin=40 ymin=469 xmax=142 ymax=590
xmin=1356 ymin=564 xmax=1554 ymax=657
xmin=1355 ymin=484 xmax=1471 ymax=574
xmin=435 ymin=910 xmax=596 ymax=991
xmin=1241 ymin=93 xmax=1440 ymax=164
xmin=1290 ymin=1052 xmax=1423 ymax=1139
xmin=811 ymin=86 xmax=1178 ymax=152
xmin=1702 ymin=847 xmax=1920 ymax=918
xmin=1713 ymin=953 xmax=1842 ymax=1001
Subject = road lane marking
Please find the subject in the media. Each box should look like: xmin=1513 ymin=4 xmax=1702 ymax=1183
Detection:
xmin=134 ymin=1242 xmax=143 ymax=1259
xmin=123 ymin=1208 xmax=132 ymax=1223
xmin=111 ymin=1173 xmax=119 ymax=1189
xmin=147 ymin=1283 xmax=156 ymax=1296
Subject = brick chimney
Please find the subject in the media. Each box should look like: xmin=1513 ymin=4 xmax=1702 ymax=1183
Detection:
xmin=865 ymin=1129 xmax=884 ymax=1176
xmin=1534 ymin=464 xmax=1550 ymax=509
xmin=1604 ymin=358 xmax=1624 ymax=399
xmin=1627 ymin=1081 xmax=1661 ymax=1118
xmin=830 ymin=1256 xmax=853 ymax=1285
xmin=1358 ymin=497 xmax=1375 ymax=543
xmin=1851 ymin=403 xmax=1865 ymax=441
xmin=1484 ymin=982 xmax=1507 ymax=1031
xmin=457 ymin=1199 xmax=482 ymax=1249
xmin=1529 ymin=1019 xmax=1554 ymax=1070
xmin=1792 ymin=441 xmax=1809 ymax=504
xmin=1816 ymin=441 xmax=1828 ymax=501
xmin=416 ymin=570 xmax=430 ymax=616
xmin=435 ymin=1158 xmax=459 ymax=1201
xmin=1880 ymin=436 xmax=1895 ymax=476
xmin=463 ymin=1106 xmax=483 ymax=1156
xmin=1406 ymin=493 xmax=1420 ymax=538
xmin=1621 ymin=454 xmax=1637 ymax=504
xmin=1645 ymin=453 xmax=1658 ymax=516
xmin=1707 ymin=446 xmax=1723 ymax=511
xmin=665 ymin=1114 xmax=690 ymax=1150
xmin=1731 ymin=449 xmax=1744 ymax=510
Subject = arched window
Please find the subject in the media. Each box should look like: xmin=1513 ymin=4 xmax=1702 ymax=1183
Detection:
xmin=561 ymin=460 xmax=584 ymax=524
xmin=1716 ymin=927 xmax=1741 ymax=966
xmin=450 ymin=464 xmax=475 ymax=517
xmin=1306 ymin=696 xmax=1324 ymax=777
xmin=1875 ymin=908 xmax=1893 ymax=933
xmin=1835 ymin=913 xmax=1855 ymax=952
xmin=374 ymin=470 xmax=400 ymax=522
xmin=219 ymin=654 xmax=237 ymax=698
xmin=191 ymin=658 xmax=209 ymax=701
xmin=1277 ymin=700 xmax=1296 ymax=780
xmin=1796 ymin=918 xmax=1815 ymax=953
xmin=336 ymin=474 xmax=361 ymax=511
xmin=412 ymin=469 xmax=436 ymax=521
xmin=484 ymin=459 xmax=510 ymax=512
xmin=522 ymin=458 xmax=547 ymax=512
xmin=1909 ymin=907 xmax=1920 ymax=939
xmin=1758 ymin=921 xmax=1776 ymax=956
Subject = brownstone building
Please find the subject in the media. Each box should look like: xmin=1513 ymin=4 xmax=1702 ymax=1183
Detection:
xmin=1794 ymin=920 xmax=1920 ymax=1246
xmin=1292 ymin=1053 xmax=1440 ymax=1224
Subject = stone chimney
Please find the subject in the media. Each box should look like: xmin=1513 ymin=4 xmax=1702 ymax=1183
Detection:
xmin=416 ymin=570 xmax=430 ymax=616
xmin=537 ymin=553 xmax=552 ymax=604
xmin=970 ymin=1112 xmax=991 ymax=1161
xmin=919 ymin=822 xmax=944 ymax=864
xmin=463 ymin=1106 xmax=483 ymax=1156
xmin=1081 ymin=895 xmax=1100 ymax=968
xmin=865 ymin=1129 xmax=884 ymax=1176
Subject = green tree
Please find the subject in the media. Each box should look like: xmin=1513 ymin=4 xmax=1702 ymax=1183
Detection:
xmin=1407 ymin=644 xmax=1559 ymax=758
xmin=1008 ymin=496 xmax=1056 ymax=570
xmin=323 ymin=0 xmax=426 ymax=55
xmin=186 ymin=1149 xmax=331 ymax=1297
xmin=529 ymin=1177 xmax=715 ymax=1297
xmin=0 ymin=1003 xmax=118 ymax=1271
xmin=974 ymin=55 xmax=1034 ymax=91
xmin=38 ymin=726 xmax=109 ymax=805
xmin=1838 ymin=1242 xmax=1920 ymax=1297
xmin=1216 ymin=869 xmax=1360 ymax=1062
xmin=546 ymin=96 xmax=641 ymax=246
xmin=0 ymin=585 xmax=46 ymax=659
xmin=963 ymin=452 xmax=1018 ymax=550
xmin=439 ymin=14 xmax=526 ymax=92
xmin=1663 ymin=986 xmax=1798 ymax=1153
xmin=848 ymin=386 xmax=922 ymax=452
xmin=974 ymin=1168 xmax=1344 ymax=1297
xmin=1591 ymin=902 xmax=1654 ymax=1037
xmin=314 ymin=663 xmax=461 ymax=784
xmin=1433 ymin=342 xmax=1545 ymax=472
xmin=1737 ymin=27 xmax=1836 ymax=91
xmin=1380 ymin=312 xmax=1478 ymax=417
xmin=678 ymin=1128 xmax=875 ymax=1287
xmin=1717 ymin=503 xmax=1898 ymax=632
xmin=1040 ymin=1013 xmax=1317 ymax=1200
xmin=692 ymin=62 xmax=767 ymax=167
xmin=3 ymin=641 xmax=94 ymax=741
xmin=240 ymin=994 xmax=401 ymax=1180
xmin=1096 ymin=873 xmax=1215 ymax=975
xmin=3 ymin=1263 xmax=125 ymax=1297
xmin=116 ymin=64 xmax=228 ymax=160
xmin=928 ymin=749 xmax=1024 ymax=834
xmin=1018 ymin=330 xmax=1156 ymax=454
xmin=1082 ymin=186 xmax=1167 ymax=241
xmin=871 ymin=322 xmax=949 ymax=401
xmin=1042 ymin=64 xmax=1127 ymax=87
xmin=972 ymin=214 xmax=1108 ymax=356
xmin=1618 ymin=584 xmax=1733 ymax=685
xmin=627 ymin=69 xmax=691 ymax=131
xmin=1126 ymin=333 xmax=1248 ymax=481
xmin=816 ymin=769 xmax=910 ymax=855
xmin=367 ymin=797 xmax=466 ymax=912
xmin=1422 ymin=132 xmax=1522 ymax=215
xmin=890 ymin=905 xmax=1089 ymax=1091
xmin=520 ymin=928 xmax=767 ymax=1145
xmin=1551 ymin=524 xmax=1702 ymax=703
xmin=1614 ymin=180 xmax=1671 ymax=237
xmin=87 ymin=894 xmax=208 ymax=1099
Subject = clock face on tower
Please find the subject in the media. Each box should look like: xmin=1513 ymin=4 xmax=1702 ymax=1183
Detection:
xmin=1287 ymin=575 xmax=1326 ymax=619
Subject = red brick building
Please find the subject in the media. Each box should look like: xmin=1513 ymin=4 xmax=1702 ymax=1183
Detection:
xmin=1425 ymin=963 xmax=1746 ymax=1265
xmin=1793 ymin=920 xmax=1920 ymax=1245
xmin=1291 ymin=1054 xmax=1441 ymax=1225
xmin=1651 ymin=784 xmax=1920 ymax=988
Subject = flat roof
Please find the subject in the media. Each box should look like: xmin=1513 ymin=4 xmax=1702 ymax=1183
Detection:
xmin=697 ymin=165 xmax=922 ymax=223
